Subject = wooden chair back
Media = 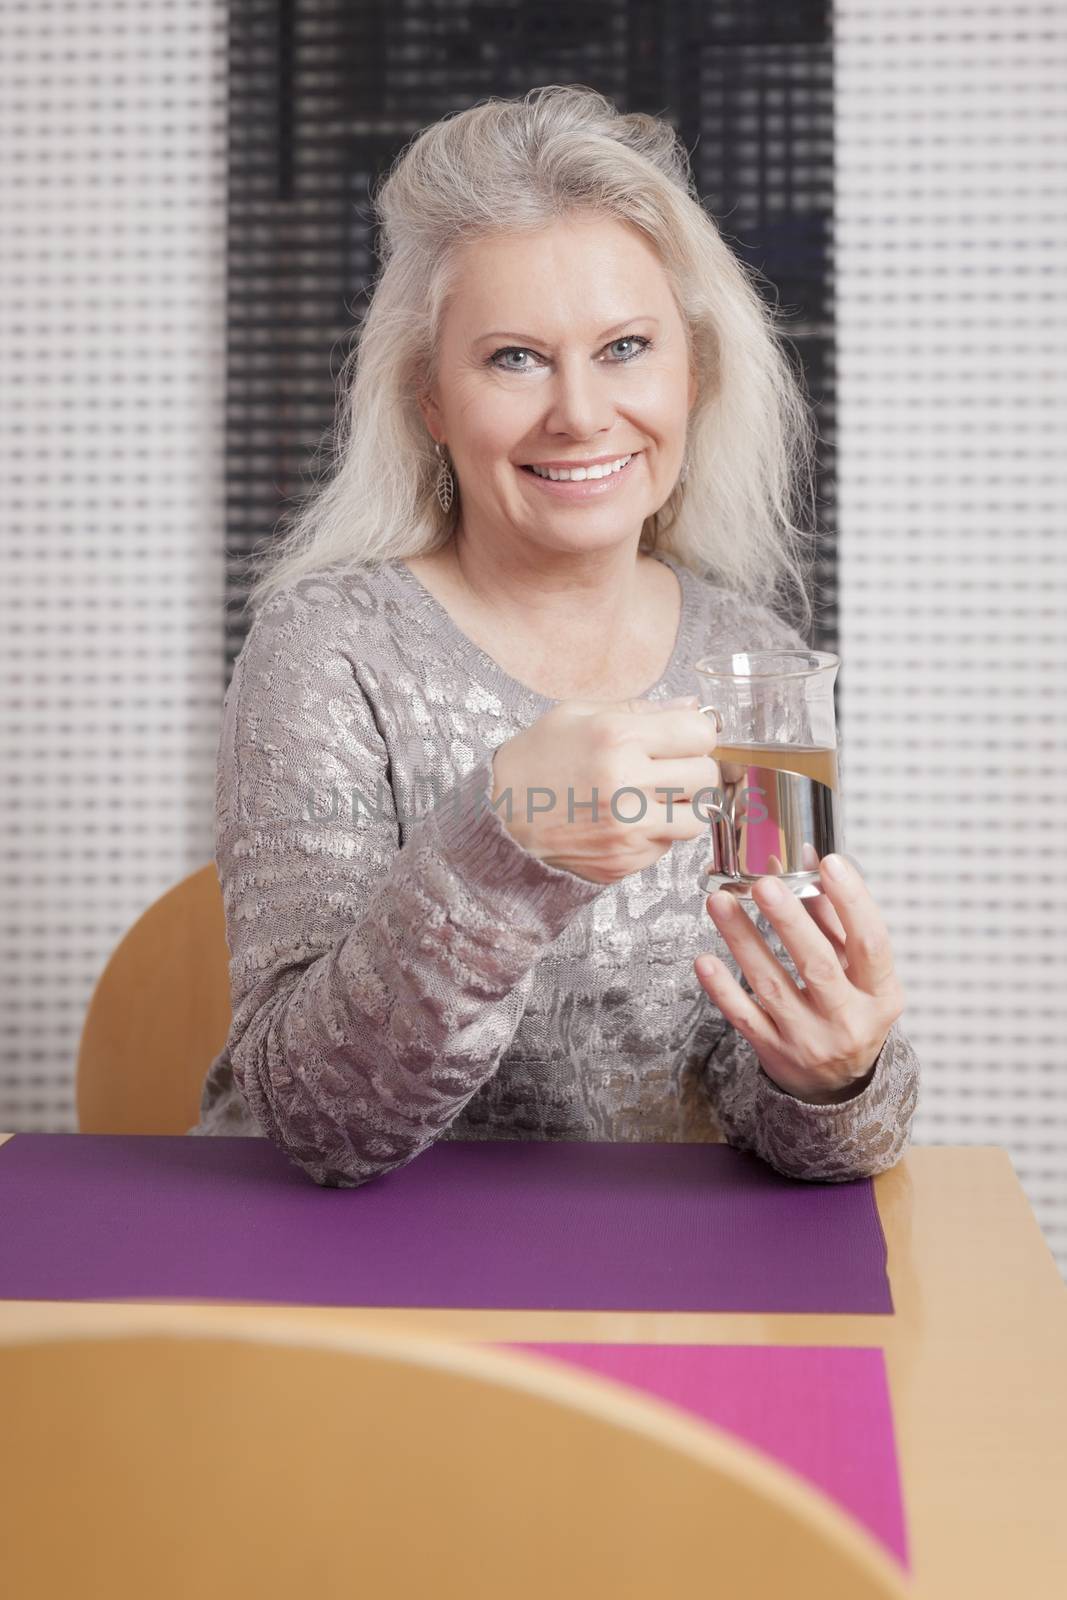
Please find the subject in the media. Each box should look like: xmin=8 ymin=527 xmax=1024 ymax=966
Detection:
xmin=77 ymin=864 xmax=231 ymax=1133
xmin=0 ymin=1306 xmax=911 ymax=1599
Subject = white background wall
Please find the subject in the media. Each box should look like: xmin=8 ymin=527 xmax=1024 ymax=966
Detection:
xmin=1 ymin=1 xmax=1063 ymax=1271
xmin=834 ymin=0 xmax=1067 ymax=1270
xmin=0 ymin=0 xmax=226 ymax=1123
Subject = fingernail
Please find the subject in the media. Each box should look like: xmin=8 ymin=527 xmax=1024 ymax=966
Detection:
xmin=822 ymin=853 xmax=847 ymax=880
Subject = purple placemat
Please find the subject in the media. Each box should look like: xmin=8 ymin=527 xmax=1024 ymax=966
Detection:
xmin=502 ymin=1343 xmax=909 ymax=1568
xmin=0 ymin=1134 xmax=893 ymax=1314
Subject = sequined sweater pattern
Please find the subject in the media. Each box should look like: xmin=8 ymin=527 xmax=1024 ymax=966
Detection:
xmin=188 ymin=552 xmax=920 ymax=1188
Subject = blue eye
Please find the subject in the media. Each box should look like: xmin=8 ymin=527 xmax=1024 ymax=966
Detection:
xmin=608 ymin=335 xmax=651 ymax=361
xmin=493 ymin=348 xmax=537 ymax=371
xmin=489 ymin=334 xmax=652 ymax=372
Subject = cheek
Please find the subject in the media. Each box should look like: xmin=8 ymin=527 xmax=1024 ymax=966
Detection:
xmin=441 ymin=368 xmax=514 ymax=432
xmin=458 ymin=388 xmax=537 ymax=456
xmin=623 ymin=368 xmax=690 ymax=430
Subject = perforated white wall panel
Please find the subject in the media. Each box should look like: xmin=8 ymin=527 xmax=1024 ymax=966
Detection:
xmin=834 ymin=1 xmax=1067 ymax=1273
xmin=0 ymin=1 xmax=227 ymax=1128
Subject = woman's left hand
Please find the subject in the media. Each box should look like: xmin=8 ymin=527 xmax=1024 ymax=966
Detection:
xmin=694 ymin=853 xmax=906 ymax=1104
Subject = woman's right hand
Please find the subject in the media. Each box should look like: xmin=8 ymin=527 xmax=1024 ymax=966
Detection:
xmin=489 ymin=696 xmax=721 ymax=885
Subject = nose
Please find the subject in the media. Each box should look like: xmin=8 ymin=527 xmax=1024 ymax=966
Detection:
xmin=542 ymin=352 xmax=616 ymax=440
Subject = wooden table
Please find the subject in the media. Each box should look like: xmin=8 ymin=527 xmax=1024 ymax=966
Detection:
xmin=1 ymin=1136 xmax=1064 ymax=1598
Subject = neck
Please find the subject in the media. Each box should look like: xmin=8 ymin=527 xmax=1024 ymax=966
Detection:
xmin=446 ymin=530 xmax=655 ymax=634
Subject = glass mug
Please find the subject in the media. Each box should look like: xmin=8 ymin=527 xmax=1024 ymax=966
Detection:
xmin=690 ymin=649 xmax=862 ymax=902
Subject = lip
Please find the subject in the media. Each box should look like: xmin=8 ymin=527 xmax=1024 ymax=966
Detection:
xmin=518 ymin=452 xmax=640 ymax=500
xmin=523 ymin=451 xmax=641 ymax=469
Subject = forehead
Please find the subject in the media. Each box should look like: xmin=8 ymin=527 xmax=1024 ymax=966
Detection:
xmin=445 ymin=216 xmax=675 ymax=329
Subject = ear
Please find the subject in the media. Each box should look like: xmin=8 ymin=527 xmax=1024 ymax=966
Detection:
xmin=417 ymin=387 xmax=444 ymax=443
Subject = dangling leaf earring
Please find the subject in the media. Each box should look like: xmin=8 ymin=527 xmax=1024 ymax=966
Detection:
xmin=679 ymin=451 xmax=690 ymax=486
xmin=434 ymin=440 xmax=455 ymax=513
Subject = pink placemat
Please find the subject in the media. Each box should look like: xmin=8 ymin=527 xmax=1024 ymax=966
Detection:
xmin=501 ymin=1342 xmax=909 ymax=1569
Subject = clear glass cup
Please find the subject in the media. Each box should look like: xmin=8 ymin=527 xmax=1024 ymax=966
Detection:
xmin=690 ymin=649 xmax=861 ymax=902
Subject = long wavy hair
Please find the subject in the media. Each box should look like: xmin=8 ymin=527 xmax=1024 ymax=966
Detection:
xmin=242 ymin=84 xmax=819 ymax=635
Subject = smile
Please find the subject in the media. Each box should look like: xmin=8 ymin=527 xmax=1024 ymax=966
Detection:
xmin=518 ymin=452 xmax=641 ymax=499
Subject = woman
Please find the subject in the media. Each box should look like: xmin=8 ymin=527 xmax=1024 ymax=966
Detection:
xmin=190 ymin=86 xmax=919 ymax=1187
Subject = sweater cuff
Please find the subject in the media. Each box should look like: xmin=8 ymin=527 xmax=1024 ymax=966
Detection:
xmin=422 ymin=753 xmax=608 ymax=939
xmin=755 ymin=1017 xmax=909 ymax=1128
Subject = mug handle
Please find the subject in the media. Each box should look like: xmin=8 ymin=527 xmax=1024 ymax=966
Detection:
xmin=697 ymin=704 xmax=723 ymax=735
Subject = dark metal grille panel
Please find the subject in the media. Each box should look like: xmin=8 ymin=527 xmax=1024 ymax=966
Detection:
xmin=226 ymin=0 xmax=837 ymax=670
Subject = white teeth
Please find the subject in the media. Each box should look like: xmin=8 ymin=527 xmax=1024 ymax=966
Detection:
xmin=529 ymin=454 xmax=633 ymax=481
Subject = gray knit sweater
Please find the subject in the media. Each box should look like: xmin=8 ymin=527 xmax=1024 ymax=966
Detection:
xmin=188 ymin=551 xmax=920 ymax=1187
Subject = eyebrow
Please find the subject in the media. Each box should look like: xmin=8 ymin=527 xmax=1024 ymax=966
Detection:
xmin=474 ymin=316 xmax=660 ymax=347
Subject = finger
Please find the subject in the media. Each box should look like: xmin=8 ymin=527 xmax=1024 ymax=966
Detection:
xmin=816 ymin=855 xmax=898 ymax=998
xmin=694 ymin=953 xmax=783 ymax=1059
xmin=630 ymin=707 xmax=723 ymax=755
xmin=645 ymin=755 xmax=722 ymax=793
xmin=760 ymin=850 xmax=849 ymax=963
xmin=706 ymin=889 xmax=811 ymax=1030
xmin=802 ymin=892 xmax=850 ymax=969
xmin=596 ymin=706 xmax=720 ymax=760
xmin=745 ymin=876 xmax=857 ymax=1025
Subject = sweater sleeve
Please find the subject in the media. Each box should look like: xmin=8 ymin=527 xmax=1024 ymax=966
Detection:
xmin=702 ymin=896 xmax=921 ymax=1182
xmin=698 ymin=595 xmax=921 ymax=1181
xmin=216 ymin=599 xmax=605 ymax=1189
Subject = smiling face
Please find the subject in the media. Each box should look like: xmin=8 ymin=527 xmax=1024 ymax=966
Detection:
xmin=418 ymin=213 xmax=698 ymax=561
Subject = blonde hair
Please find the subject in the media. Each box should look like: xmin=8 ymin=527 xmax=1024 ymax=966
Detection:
xmin=242 ymin=84 xmax=818 ymax=635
